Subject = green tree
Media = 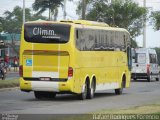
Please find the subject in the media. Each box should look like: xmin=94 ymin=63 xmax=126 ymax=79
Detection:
xmin=154 ymin=47 xmax=160 ymax=65
xmin=151 ymin=11 xmax=160 ymax=31
xmin=83 ymin=0 xmax=147 ymax=40
xmin=131 ymin=39 xmax=138 ymax=48
xmin=76 ymin=0 xmax=93 ymax=19
xmin=0 ymin=6 xmax=46 ymax=56
xmin=0 ymin=18 xmax=3 ymax=32
xmin=1 ymin=6 xmax=46 ymax=34
xmin=32 ymin=0 xmax=64 ymax=20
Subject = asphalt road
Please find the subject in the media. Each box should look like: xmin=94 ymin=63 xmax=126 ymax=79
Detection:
xmin=0 ymin=80 xmax=160 ymax=114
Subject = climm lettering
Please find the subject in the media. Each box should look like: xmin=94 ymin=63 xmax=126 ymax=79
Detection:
xmin=33 ymin=27 xmax=55 ymax=36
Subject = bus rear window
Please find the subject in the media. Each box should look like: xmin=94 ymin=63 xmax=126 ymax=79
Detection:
xmin=24 ymin=23 xmax=70 ymax=43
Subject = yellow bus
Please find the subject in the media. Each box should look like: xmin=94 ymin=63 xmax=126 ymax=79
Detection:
xmin=19 ymin=20 xmax=132 ymax=100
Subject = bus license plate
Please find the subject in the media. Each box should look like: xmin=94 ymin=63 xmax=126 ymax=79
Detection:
xmin=40 ymin=77 xmax=50 ymax=81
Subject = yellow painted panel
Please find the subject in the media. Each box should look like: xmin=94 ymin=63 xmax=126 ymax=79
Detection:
xmin=20 ymin=78 xmax=32 ymax=91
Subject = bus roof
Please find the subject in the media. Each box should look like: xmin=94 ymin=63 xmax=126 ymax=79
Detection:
xmin=60 ymin=20 xmax=109 ymax=27
xmin=25 ymin=20 xmax=129 ymax=33
xmin=25 ymin=20 xmax=109 ymax=27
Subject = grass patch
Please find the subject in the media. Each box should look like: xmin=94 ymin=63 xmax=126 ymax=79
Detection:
xmin=95 ymin=103 xmax=160 ymax=114
xmin=0 ymin=79 xmax=19 ymax=89
xmin=49 ymin=103 xmax=160 ymax=120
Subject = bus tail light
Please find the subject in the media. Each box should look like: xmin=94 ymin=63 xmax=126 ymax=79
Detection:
xmin=68 ymin=67 xmax=73 ymax=78
xmin=19 ymin=65 xmax=23 ymax=77
xmin=147 ymin=64 xmax=150 ymax=75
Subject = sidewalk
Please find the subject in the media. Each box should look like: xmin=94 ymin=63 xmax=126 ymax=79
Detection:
xmin=7 ymin=67 xmax=19 ymax=73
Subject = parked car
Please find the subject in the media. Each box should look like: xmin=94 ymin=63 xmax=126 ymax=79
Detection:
xmin=131 ymin=48 xmax=160 ymax=82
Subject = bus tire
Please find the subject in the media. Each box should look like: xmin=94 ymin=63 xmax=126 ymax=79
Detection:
xmin=87 ymin=79 xmax=95 ymax=99
xmin=115 ymin=77 xmax=125 ymax=95
xmin=115 ymin=86 xmax=123 ymax=95
xmin=34 ymin=91 xmax=43 ymax=99
xmin=34 ymin=91 xmax=56 ymax=99
xmin=78 ymin=81 xmax=88 ymax=100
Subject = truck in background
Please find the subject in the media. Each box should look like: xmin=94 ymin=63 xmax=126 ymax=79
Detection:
xmin=132 ymin=48 xmax=160 ymax=82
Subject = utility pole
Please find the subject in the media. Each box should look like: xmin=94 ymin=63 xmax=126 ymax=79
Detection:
xmin=143 ymin=0 xmax=146 ymax=48
xmin=82 ymin=0 xmax=86 ymax=20
xmin=23 ymin=0 xmax=25 ymax=24
xmin=63 ymin=0 xmax=67 ymax=20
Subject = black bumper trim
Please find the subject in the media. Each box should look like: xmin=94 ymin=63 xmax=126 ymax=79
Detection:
xmin=23 ymin=77 xmax=68 ymax=82
xmin=131 ymin=73 xmax=148 ymax=79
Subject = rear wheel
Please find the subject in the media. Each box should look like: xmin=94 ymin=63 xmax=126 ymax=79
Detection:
xmin=78 ymin=81 xmax=88 ymax=100
xmin=34 ymin=91 xmax=56 ymax=99
xmin=115 ymin=77 xmax=125 ymax=95
xmin=115 ymin=86 xmax=123 ymax=95
xmin=87 ymin=80 xmax=95 ymax=99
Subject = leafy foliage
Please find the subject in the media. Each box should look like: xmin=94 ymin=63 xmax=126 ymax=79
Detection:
xmin=131 ymin=40 xmax=138 ymax=48
xmin=0 ymin=6 xmax=46 ymax=56
xmin=151 ymin=11 xmax=160 ymax=31
xmin=84 ymin=0 xmax=147 ymax=39
xmin=1 ymin=6 xmax=46 ymax=34
xmin=154 ymin=47 xmax=160 ymax=65
xmin=32 ymin=0 xmax=64 ymax=20
xmin=76 ymin=0 xmax=93 ymax=19
xmin=0 ymin=19 xmax=3 ymax=32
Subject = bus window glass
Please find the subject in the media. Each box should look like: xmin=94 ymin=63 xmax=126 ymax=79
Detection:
xmin=24 ymin=23 xmax=70 ymax=43
xmin=76 ymin=28 xmax=130 ymax=51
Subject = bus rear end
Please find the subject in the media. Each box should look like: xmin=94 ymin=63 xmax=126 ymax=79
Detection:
xmin=19 ymin=22 xmax=74 ymax=98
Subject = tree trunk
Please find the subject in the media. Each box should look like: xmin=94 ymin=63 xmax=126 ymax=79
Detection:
xmin=53 ymin=8 xmax=58 ymax=21
xmin=49 ymin=8 xmax=51 ymax=20
xmin=82 ymin=0 xmax=86 ymax=20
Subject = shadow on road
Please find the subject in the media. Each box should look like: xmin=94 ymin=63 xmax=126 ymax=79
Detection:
xmin=23 ymin=92 xmax=127 ymax=102
xmin=94 ymin=92 xmax=125 ymax=98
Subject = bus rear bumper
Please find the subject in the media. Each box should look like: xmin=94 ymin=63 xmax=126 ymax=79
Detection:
xmin=20 ymin=78 xmax=74 ymax=93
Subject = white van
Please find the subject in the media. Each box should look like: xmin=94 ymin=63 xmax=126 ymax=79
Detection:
xmin=132 ymin=48 xmax=160 ymax=82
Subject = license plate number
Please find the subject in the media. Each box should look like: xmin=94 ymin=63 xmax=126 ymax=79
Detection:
xmin=40 ymin=77 xmax=50 ymax=81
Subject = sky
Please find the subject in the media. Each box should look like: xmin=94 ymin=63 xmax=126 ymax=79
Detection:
xmin=134 ymin=0 xmax=160 ymax=48
xmin=0 ymin=0 xmax=160 ymax=48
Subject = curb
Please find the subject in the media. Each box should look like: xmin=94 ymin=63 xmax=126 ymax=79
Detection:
xmin=0 ymin=87 xmax=19 ymax=92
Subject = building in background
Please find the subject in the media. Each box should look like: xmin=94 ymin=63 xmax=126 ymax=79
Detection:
xmin=0 ymin=33 xmax=20 ymax=66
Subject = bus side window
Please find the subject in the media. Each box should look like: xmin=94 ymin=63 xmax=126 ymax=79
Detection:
xmin=108 ymin=31 xmax=111 ymax=48
xmin=76 ymin=29 xmax=79 ymax=39
xmin=115 ymin=31 xmax=119 ymax=49
xmin=105 ymin=31 xmax=108 ymax=47
xmin=127 ymin=46 xmax=132 ymax=71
